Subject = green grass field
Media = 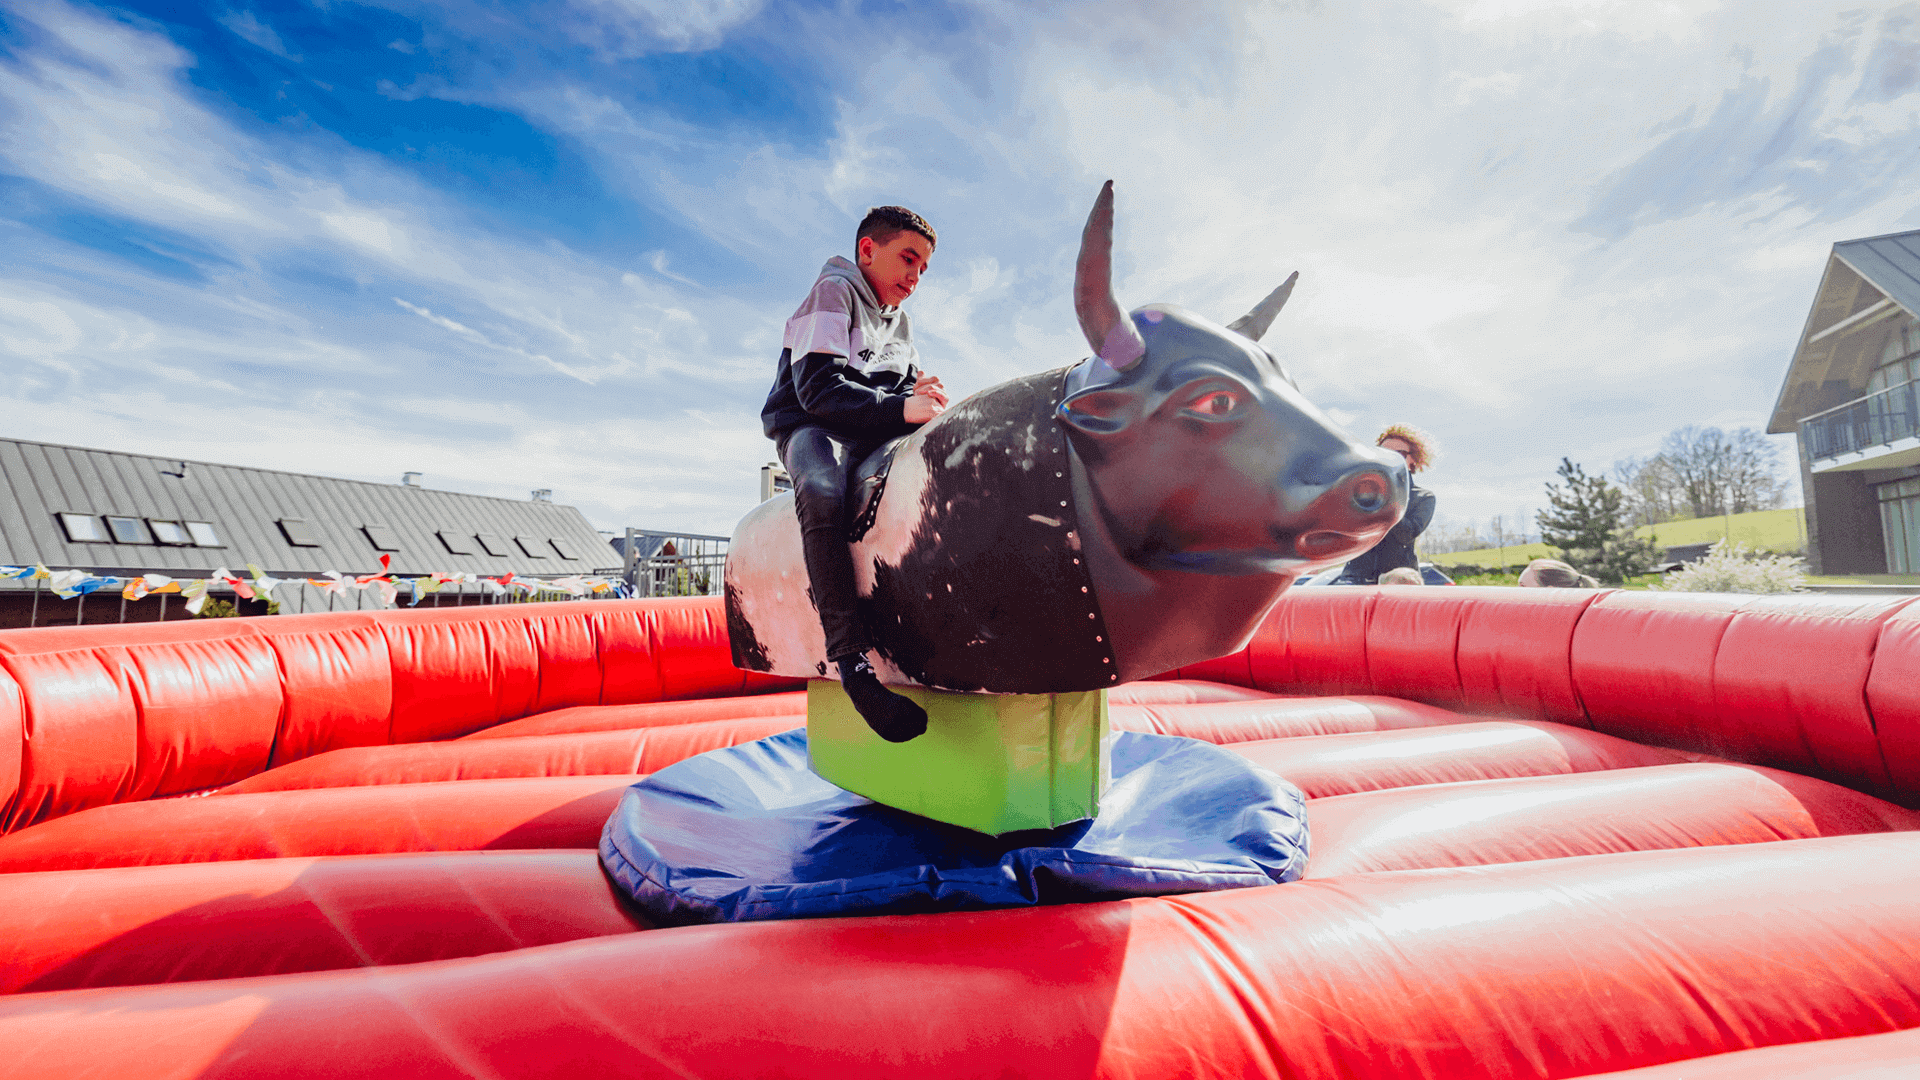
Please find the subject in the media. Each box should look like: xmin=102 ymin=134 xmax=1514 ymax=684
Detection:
xmin=1424 ymin=507 xmax=1807 ymax=569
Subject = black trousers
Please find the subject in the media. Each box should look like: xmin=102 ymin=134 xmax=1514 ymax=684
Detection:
xmin=778 ymin=426 xmax=887 ymax=662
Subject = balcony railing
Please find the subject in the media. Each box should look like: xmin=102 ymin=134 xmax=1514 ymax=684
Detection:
xmin=1802 ymin=381 xmax=1920 ymax=464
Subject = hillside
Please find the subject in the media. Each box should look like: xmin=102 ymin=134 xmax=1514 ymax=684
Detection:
xmin=1424 ymin=507 xmax=1807 ymax=568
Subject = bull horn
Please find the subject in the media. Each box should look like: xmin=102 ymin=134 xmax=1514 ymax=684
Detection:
xmin=1074 ymin=181 xmax=1146 ymax=371
xmin=1226 ymin=271 xmax=1299 ymax=342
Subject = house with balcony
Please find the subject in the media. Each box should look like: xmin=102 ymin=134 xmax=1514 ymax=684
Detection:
xmin=1770 ymin=230 xmax=1920 ymax=575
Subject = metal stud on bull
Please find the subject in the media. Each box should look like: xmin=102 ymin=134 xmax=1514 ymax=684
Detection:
xmin=725 ymin=182 xmax=1409 ymax=832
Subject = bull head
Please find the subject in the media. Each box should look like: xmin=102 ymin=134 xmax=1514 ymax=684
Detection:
xmin=1072 ymin=180 xmax=1298 ymax=371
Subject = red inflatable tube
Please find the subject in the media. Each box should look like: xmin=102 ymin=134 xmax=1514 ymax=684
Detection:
xmin=1109 ymin=695 xmax=1475 ymax=743
xmin=1228 ymin=720 xmax=1702 ymax=798
xmin=0 ymin=775 xmax=639 ymax=872
xmin=221 ymin=716 xmax=802 ymax=794
xmin=0 ymin=851 xmax=646 ymax=994
xmin=4 ymin=834 xmax=1918 ymax=1080
xmin=1571 ymin=1026 xmax=1920 ymax=1078
xmin=1106 ymin=679 xmax=1278 ymax=705
xmin=461 ymin=691 xmax=807 ymax=740
xmin=459 ymin=680 xmax=1274 ymax=744
xmin=1302 ymin=762 xmax=1920 ymax=878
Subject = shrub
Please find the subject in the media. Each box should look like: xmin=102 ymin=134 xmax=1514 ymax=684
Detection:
xmin=1647 ymin=540 xmax=1805 ymax=594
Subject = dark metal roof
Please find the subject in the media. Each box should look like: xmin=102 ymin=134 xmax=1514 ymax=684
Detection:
xmin=0 ymin=437 xmax=621 ymax=580
xmin=1770 ymin=229 xmax=1920 ymax=433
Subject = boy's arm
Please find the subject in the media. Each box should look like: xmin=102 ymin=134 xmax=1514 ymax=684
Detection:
xmin=785 ymin=276 xmax=914 ymax=431
xmin=791 ymin=351 xmax=912 ymax=431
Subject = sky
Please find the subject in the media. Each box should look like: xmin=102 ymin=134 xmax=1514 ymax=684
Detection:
xmin=3 ymin=0 xmax=1918 ymax=544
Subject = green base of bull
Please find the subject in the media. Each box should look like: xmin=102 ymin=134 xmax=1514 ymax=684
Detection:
xmin=806 ymin=680 xmax=1112 ymax=835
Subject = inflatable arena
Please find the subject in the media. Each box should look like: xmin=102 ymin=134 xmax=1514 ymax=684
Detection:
xmin=3 ymin=586 xmax=1920 ymax=1077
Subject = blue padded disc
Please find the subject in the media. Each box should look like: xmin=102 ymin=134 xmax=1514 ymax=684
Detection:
xmin=599 ymin=729 xmax=1308 ymax=925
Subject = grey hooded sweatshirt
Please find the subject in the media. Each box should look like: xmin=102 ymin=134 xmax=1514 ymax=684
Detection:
xmin=761 ymin=256 xmax=921 ymax=441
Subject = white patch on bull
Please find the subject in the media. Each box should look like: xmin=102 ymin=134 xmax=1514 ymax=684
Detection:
xmin=852 ymin=433 xmax=932 ymax=599
xmin=942 ymin=428 xmax=995 ymax=471
xmin=1028 ymin=514 xmax=1062 ymax=528
xmin=726 ymin=494 xmax=828 ymax=677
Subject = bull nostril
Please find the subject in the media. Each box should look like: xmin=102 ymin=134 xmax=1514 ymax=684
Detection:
xmin=1351 ymin=472 xmax=1388 ymax=513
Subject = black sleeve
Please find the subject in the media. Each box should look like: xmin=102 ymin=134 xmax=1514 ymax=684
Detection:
xmin=791 ymin=351 xmax=911 ymax=432
xmin=1388 ymin=488 xmax=1436 ymax=546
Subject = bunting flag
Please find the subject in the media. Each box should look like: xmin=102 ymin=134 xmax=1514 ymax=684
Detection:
xmin=1 ymin=562 xmax=636 ymax=613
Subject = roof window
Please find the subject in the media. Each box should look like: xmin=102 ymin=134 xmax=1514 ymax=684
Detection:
xmin=515 ymin=536 xmax=548 ymax=559
xmin=105 ymin=516 xmax=148 ymax=544
xmin=279 ymin=518 xmax=320 ymax=547
xmin=550 ymin=537 xmax=579 ymax=560
xmin=362 ymin=523 xmax=402 ymax=552
xmin=149 ymin=520 xmax=192 ymax=545
xmin=58 ymin=513 xmax=108 ymax=543
xmin=475 ymin=532 xmax=509 ymax=557
xmin=186 ymin=522 xmax=223 ymax=548
xmin=438 ymin=530 xmax=475 ymax=555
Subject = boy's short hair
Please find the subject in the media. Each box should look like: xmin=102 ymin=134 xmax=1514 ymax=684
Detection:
xmin=858 ymin=206 xmax=937 ymax=250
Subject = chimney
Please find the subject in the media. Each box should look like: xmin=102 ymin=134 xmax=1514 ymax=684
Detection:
xmin=401 ymin=472 xmax=422 ymax=487
xmin=531 ymin=489 xmax=553 ymax=502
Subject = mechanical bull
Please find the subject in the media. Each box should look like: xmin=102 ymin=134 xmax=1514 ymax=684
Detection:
xmin=726 ymin=182 xmax=1408 ymax=694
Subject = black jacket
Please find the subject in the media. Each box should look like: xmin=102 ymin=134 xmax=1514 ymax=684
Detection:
xmin=762 ymin=348 xmax=918 ymax=442
xmin=1342 ymin=483 xmax=1436 ymax=584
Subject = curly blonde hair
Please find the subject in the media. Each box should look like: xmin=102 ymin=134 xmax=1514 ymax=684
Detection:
xmin=1376 ymin=424 xmax=1435 ymax=473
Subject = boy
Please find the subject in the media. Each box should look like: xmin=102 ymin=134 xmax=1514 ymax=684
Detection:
xmin=760 ymin=206 xmax=947 ymax=742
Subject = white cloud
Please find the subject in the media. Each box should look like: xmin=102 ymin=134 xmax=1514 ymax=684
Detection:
xmin=6 ymin=0 xmax=1920 ymax=540
xmin=215 ymin=9 xmax=300 ymax=60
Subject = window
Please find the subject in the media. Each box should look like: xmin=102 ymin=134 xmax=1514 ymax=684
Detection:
xmin=438 ymin=530 xmax=475 ymax=555
xmin=186 ymin=521 xmax=223 ymax=548
xmin=57 ymin=513 xmax=107 ymax=543
xmin=550 ymin=537 xmax=579 ymax=560
xmin=362 ymin=524 xmax=402 ymax=552
xmin=1880 ymin=478 xmax=1920 ymax=574
xmin=150 ymin=520 xmax=193 ymax=545
xmin=474 ymin=532 xmax=509 ymax=557
xmin=515 ymin=536 xmax=548 ymax=559
xmin=105 ymin=516 xmax=148 ymax=544
xmin=279 ymin=518 xmax=320 ymax=546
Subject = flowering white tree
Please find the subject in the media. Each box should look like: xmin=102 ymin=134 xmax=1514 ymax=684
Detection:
xmin=1647 ymin=540 xmax=1805 ymax=594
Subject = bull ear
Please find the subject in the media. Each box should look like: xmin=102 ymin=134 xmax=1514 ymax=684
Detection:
xmin=1057 ymin=387 xmax=1142 ymax=436
xmin=1075 ymin=181 xmax=1147 ymax=371
xmin=1226 ymin=271 xmax=1298 ymax=342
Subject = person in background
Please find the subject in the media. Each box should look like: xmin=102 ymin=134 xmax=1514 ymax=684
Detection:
xmin=1338 ymin=424 xmax=1437 ymax=585
xmin=1378 ymin=567 xmax=1425 ymax=586
xmin=1519 ymin=558 xmax=1599 ymax=588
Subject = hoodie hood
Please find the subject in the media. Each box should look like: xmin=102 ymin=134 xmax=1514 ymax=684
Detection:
xmin=820 ymin=255 xmax=890 ymax=313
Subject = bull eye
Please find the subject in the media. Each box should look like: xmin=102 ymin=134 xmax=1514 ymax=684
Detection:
xmin=1188 ymin=391 xmax=1239 ymax=418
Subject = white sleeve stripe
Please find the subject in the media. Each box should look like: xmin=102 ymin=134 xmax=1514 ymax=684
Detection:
xmin=784 ymin=310 xmax=850 ymax=359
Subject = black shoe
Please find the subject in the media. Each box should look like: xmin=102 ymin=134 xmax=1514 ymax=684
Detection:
xmin=835 ymin=655 xmax=928 ymax=743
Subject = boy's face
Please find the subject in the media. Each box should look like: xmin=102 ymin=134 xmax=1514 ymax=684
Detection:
xmin=857 ymin=230 xmax=933 ymax=307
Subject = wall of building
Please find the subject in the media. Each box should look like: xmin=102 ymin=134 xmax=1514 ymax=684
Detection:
xmin=1805 ymin=455 xmax=1889 ymax=574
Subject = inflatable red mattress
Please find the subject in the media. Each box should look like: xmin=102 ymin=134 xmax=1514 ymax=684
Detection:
xmin=1 ymin=589 xmax=1918 ymax=1078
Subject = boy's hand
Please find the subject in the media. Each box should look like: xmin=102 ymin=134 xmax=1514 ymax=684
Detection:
xmin=912 ymin=373 xmax=947 ymax=406
xmin=904 ymin=394 xmax=945 ymax=424
xmin=904 ymin=372 xmax=946 ymax=424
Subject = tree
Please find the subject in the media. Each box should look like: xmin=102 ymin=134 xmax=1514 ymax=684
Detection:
xmin=1537 ymin=458 xmax=1660 ymax=584
xmin=1612 ymin=426 xmax=1790 ymax=524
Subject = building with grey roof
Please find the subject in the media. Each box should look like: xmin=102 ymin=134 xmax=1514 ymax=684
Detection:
xmin=0 ymin=436 xmax=621 ymax=623
xmin=1770 ymin=229 xmax=1920 ymax=574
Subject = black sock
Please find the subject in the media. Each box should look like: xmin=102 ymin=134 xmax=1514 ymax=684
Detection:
xmin=835 ymin=655 xmax=928 ymax=743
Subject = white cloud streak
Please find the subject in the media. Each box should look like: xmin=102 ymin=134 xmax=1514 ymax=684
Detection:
xmin=2 ymin=0 xmax=1917 ymax=541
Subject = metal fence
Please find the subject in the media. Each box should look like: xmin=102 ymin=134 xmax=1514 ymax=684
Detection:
xmin=620 ymin=529 xmax=729 ymax=598
xmin=1803 ymin=380 xmax=1920 ymax=463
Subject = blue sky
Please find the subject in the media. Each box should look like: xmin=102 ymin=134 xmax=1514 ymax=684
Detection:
xmin=3 ymin=0 xmax=1919 ymax=545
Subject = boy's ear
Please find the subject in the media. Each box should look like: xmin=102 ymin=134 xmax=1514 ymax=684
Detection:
xmin=856 ymin=235 xmax=875 ymax=264
xmin=1056 ymin=387 xmax=1142 ymax=436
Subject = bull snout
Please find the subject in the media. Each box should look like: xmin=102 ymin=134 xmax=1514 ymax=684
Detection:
xmin=1289 ymin=454 xmax=1409 ymax=563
